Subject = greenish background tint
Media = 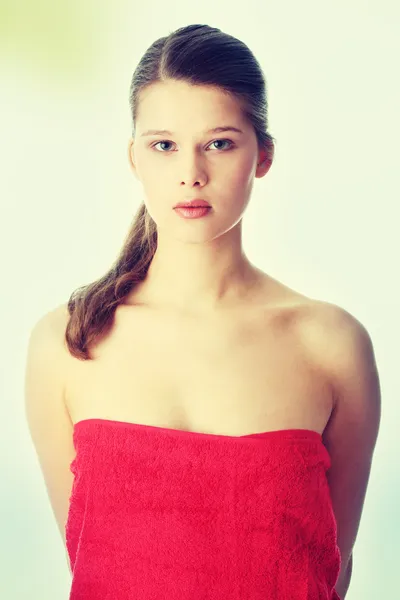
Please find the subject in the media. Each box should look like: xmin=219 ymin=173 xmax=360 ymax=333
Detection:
xmin=1 ymin=2 xmax=398 ymax=599
xmin=1 ymin=0 xmax=106 ymax=83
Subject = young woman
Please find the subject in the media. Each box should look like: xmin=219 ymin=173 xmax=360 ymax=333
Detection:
xmin=25 ymin=23 xmax=381 ymax=600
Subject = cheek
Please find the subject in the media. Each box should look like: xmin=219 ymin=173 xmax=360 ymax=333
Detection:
xmin=227 ymin=160 xmax=255 ymax=189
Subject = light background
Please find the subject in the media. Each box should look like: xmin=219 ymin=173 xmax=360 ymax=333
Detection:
xmin=1 ymin=1 xmax=398 ymax=598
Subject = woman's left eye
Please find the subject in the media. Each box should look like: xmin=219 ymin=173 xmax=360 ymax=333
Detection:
xmin=209 ymin=139 xmax=234 ymax=150
xmin=151 ymin=139 xmax=235 ymax=152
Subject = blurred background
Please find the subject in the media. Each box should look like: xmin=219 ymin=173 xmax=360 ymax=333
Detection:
xmin=1 ymin=1 xmax=398 ymax=597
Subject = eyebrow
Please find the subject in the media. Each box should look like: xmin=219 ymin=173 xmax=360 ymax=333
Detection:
xmin=140 ymin=126 xmax=244 ymax=137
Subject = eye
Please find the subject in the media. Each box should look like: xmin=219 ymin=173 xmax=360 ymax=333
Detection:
xmin=209 ymin=139 xmax=234 ymax=151
xmin=150 ymin=139 xmax=235 ymax=152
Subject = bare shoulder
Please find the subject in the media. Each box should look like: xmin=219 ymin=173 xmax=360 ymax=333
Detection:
xmin=36 ymin=302 xmax=72 ymax=380
xmin=298 ymin=300 xmax=374 ymax=354
xmin=42 ymin=302 xmax=71 ymax=349
xmin=53 ymin=301 xmax=71 ymax=324
xmin=296 ymin=299 xmax=371 ymax=340
xmin=33 ymin=301 xmax=70 ymax=330
xmin=257 ymin=274 xmax=374 ymax=378
xmin=295 ymin=299 xmax=377 ymax=408
xmin=28 ymin=302 xmax=70 ymax=358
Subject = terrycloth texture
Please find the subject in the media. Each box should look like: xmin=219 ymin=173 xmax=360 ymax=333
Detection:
xmin=66 ymin=418 xmax=342 ymax=600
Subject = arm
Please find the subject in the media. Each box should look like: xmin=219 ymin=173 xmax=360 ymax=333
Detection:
xmin=335 ymin=553 xmax=353 ymax=599
xmin=315 ymin=305 xmax=381 ymax=596
xmin=24 ymin=305 xmax=76 ymax=577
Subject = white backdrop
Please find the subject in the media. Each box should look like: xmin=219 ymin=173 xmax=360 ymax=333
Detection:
xmin=1 ymin=1 xmax=398 ymax=598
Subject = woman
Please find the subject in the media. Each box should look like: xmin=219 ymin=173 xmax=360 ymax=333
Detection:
xmin=25 ymin=23 xmax=381 ymax=599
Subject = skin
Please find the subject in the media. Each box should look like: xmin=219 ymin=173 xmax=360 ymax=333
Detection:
xmin=62 ymin=85 xmax=379 ymax=599
xmin=126 ymin=79 xmax=273 ymax=315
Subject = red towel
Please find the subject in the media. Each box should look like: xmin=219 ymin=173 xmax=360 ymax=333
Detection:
xmin=66 ymin=418 xmax=342 ymax=599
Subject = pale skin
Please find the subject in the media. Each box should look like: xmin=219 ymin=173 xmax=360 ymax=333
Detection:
xmin=26 ymin=80 xmax=380 ymax=597
xmin=126 ymin=79 xmax=273 ymax=315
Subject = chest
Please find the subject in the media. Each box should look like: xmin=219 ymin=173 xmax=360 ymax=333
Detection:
xmin=65 ymin=304 xmax=333 ymax=436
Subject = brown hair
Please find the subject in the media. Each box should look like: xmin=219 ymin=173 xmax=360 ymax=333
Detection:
xmin=65 ymin=23 xmax=276 ymax=360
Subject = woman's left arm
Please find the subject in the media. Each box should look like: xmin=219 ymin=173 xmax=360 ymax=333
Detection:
xmin=317 ymin=306 xmax=382 ymax=595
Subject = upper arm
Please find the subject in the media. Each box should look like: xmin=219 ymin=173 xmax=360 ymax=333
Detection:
xmin=24 ymin=304 xmax=75 ymax=570
xmin=315 ymin=305 xmax=381 ymax=584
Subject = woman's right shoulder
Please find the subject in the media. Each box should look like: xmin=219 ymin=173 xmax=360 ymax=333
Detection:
xmin=29 ymin=302 xmax=68 ymax=339
xmin=30 ymin=302 xmax=72 ymax=364
xmin=52 ymin=301 xmax=70 ymax=323
xmin=53 ymin=302 xmax=73 ymax=356
xmin=27 ymin=302 xmax=75 ymax=414
xmin=44 ymin=301 xmax=69 ymax=332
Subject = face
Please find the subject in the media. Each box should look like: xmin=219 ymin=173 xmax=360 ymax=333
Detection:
xmin=127 ymin=80 xmax=270 ymax=242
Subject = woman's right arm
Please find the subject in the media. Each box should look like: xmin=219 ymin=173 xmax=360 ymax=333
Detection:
xmin=24 ymin=305 xmax=75 ymax=577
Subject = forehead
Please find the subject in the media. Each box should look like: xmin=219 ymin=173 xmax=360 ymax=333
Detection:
xmin=136 ymin=80 xmax=246 ymax=134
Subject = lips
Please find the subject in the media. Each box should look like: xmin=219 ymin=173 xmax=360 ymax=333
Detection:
xmin=174 ymin=199 xmax=211 ymax=208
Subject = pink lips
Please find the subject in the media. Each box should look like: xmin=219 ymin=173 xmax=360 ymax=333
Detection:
xmin=174 ymin=199 xmax=211 ymax=208
xmin=174 ymin=205 xmax=211 ymax=219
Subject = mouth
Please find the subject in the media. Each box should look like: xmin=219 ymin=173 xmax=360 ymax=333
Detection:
xmin=174 ymin=200 xmax=211 ymax=209
xmin=173 ymin=205 xmax=212 ymax=219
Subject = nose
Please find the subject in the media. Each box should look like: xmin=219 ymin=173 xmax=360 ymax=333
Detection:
xmin=179 ymin=160 xmax=208 ymax=187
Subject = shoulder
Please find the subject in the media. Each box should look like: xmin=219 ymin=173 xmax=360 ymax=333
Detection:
xmin=295 ymin=300 xmax=376 ymax=385
xmin=259 ymin=276 xmax=374 ymax=374
xmin=29 ymin=302 xmax=73 ymax=379
xmin=33 ymin=301 xmax=70 ymax=328
xmin=28 ymin=302 xmax=69 ymax=350
xmin=52 ymin=302 xmax=74 ymax=364
xmin=40 ymin=302 xmax=71 ymax=347
xmin=296 ymin=300 xmax=381 ymax=456
xmin=289 ymin=299 xmax=380 ymax=434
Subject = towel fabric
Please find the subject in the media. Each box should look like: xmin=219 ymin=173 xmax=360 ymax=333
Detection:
xmin=66 ymin=418 xmax=342 ymax=599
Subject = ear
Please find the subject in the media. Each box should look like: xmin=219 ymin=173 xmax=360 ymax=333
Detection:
xmin=255 ymin=146 xmax=273 ymax=179
xmin=127 ymin=138 xmax=139 ymax=180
